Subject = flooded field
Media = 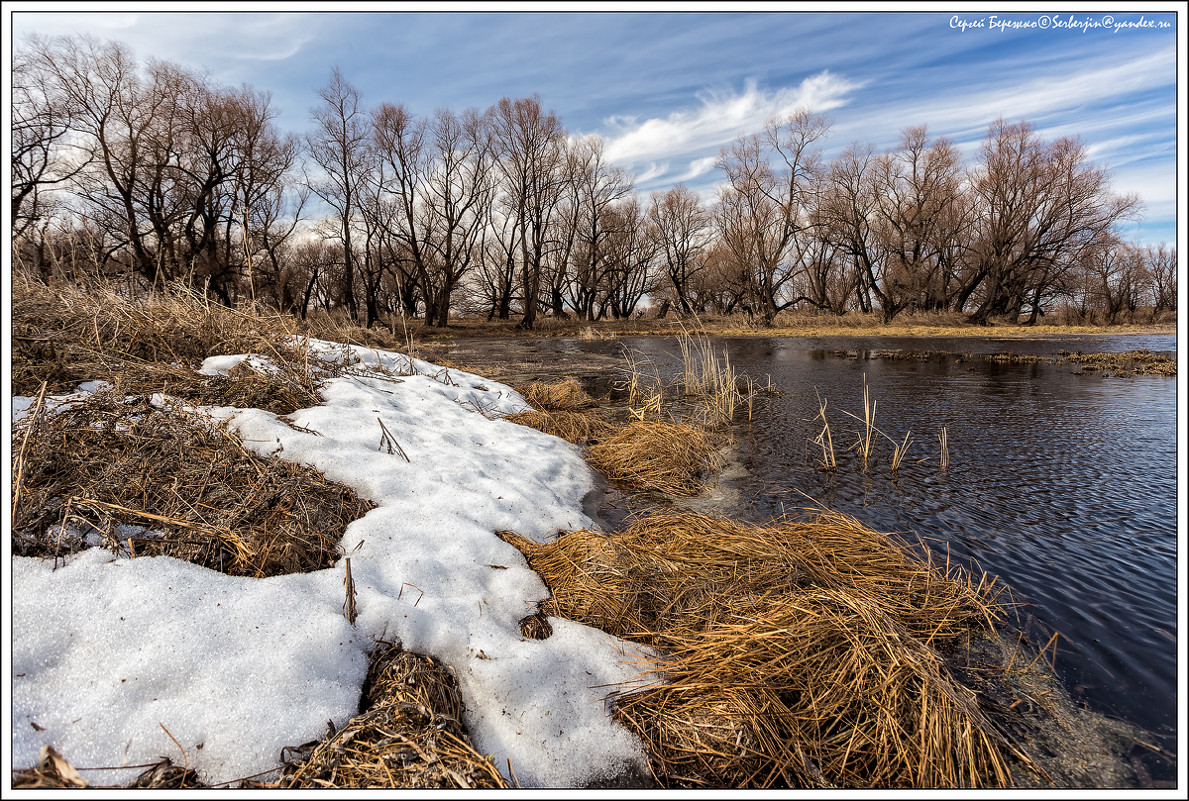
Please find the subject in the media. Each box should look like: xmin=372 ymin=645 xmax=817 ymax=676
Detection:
xmin=442 ymin=332 xmax=1178 ymax=784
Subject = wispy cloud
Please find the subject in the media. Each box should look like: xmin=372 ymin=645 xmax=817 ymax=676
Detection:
xmin=678 ymin=156 xmax=718 ymax=183
xmin=831 ymin=47 xmax=1173 ymax=151
xmin=600 ymin=71 xmax=864 ymax=173
xmin=13 ymin=12 xmax=316 ymax=75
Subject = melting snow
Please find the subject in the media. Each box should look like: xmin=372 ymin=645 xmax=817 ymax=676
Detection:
xmin=10 ymin=340 xmax=650 ymax=788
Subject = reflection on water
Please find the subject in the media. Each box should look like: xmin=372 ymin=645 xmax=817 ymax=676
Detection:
xmin=558 ymin=333 xmax=1177 ymax=782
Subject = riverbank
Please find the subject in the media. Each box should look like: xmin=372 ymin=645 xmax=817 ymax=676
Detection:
xmin=9 ymin=279 xmax=1174 ymax=789
xmin=408 ymin=313 xmax=1175 ymax=343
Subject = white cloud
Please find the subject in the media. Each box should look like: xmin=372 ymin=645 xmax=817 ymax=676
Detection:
xmin=12 ymin=11 xmax=315 ymax=75
xmin=634 ymin=161 xmax=671 ymax=184
xmin=831 ymin=47 xmax=1174 ymax=150
xmin=678 ymin=156 xmax=719 ymax=183
xmin=600 ymin=71 xmax=864 ymax=171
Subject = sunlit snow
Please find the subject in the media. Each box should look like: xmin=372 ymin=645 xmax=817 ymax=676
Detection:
xmin=11 ymin=340 xmax=651 ymax=788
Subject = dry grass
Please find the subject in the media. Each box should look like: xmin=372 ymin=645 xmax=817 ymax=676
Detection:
xmin=516 ymin=378 xmax=597 ymax=412
xmin=13 ymin=275 xmax=296 ymax=394
xmin=11 ymin=391 xmax=371 ymax=577
xmin=502 ymin=409 xmax=613 ymax=446
xmin=587 ymin=423 xmax=721 ymax=497
xmin=10 ymin=275 xmax=428 ymax=407
xmin=1058 ymin=349 xmax=1176 ymax=377
xmin=503 ymin=378 xmax=613 ymax=446
xmin=280 ymin=641 xmax=508 ymax=789
xmin=499 ymin=510 xmax=1043 ymax=789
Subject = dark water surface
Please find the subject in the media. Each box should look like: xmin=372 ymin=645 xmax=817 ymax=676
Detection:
xmin=517 ymin=333 xmax=1179 ymax=781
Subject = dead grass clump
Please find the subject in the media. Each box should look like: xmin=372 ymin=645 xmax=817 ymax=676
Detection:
xmin=503 ymin=410 xmax=612 ymax=446
xmin=586 ymin=423 xmax=721 ymax=497
xmin=502 ymin=379 xmax=612 ymax=445
xmin=501 ymin=511 xmax=1035 ymax=789
xmin=516 ymin=378 xmax=597 ymax=412
xmin=280 ymin=641 xmax=507 ymax=789
xmin=11 ymin=391 xmax=371 ymax=577
xmin=1058 ymin=349 xmax=1176 ymax=377
xmin=497 ymin=529 xmax=647 ymax=638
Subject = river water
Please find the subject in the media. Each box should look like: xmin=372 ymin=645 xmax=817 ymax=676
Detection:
xmin=489 ymin=332 xmax=1179 ymax=783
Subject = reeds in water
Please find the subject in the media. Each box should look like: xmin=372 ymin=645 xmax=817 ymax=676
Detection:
xmin=811 ymin=392 xmax=836 ymax=471
xmin=840 ymin=374 xmax=878 ymax=469
xmin=676 ymin=329 xmax=744 ymax=428
xmin=885 ymin=429 xmax=914 ymax=473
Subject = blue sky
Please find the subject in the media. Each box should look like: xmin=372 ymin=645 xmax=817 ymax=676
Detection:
xmin=8 ymin=4 xmax=1184 ymax=245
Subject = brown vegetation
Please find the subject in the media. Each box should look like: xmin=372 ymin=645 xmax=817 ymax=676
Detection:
xmin=498 ymin=510 xmax=1052 ymax=789
xmin=11 ymin=389 xmax=371 ymax=576
xmin=587 ymin=422 xmax=722 ymax=497
xmin=279 ymin=642 xmax=508 ymax=789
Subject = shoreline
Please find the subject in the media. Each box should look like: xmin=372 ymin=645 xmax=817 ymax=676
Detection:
xmin=413 ymin=318 xmax=1177 ymax=342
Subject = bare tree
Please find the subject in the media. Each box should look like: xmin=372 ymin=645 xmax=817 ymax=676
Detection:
xmin=491 ymin=95 xmax=569 ymax=330
xmin=476 ymin=204 xmax=522 ymax=320
xmin=869 ymin=126 xmax=969 ymax=319
xmin=817 ymin=142 xmax=883 ymax=315
xmin=422 ymin=107 xmax=498 ymax=326
xmin=1143 ymin=243 xmax=1177 ymax=314
xmin=12 ymin=39 xmax=90 ymax=250
xmin=599 ymin=196 xmax=659 ymax=319
xmin=306 ymin=67 xmax=370 ymax=320
xmin=565 ymin=135 xmax=635 ymax=320
xmin=369 ymin=101 xmax=431 ymax=325
xmin=648 ymin=184 xmax=711 ymax=317
xmin=715 ymin=109 xmax=830 ymax=325
xmin=960 ymin=119 xmax=1141 ymax=323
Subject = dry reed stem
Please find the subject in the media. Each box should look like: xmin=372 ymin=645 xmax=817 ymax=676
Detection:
xmin=12 ymin=380 xmax=48 ymax=521
xmin=887 ymin=430 xmax=914 ymax=473
xmin=812 ymin=392 xmax=836 ymax=471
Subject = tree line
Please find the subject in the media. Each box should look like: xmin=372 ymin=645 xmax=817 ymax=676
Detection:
xmin=12 ymin=35 xmax=1176 ymax=328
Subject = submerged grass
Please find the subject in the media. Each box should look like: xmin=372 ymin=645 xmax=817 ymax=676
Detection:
xmin=498 ymin=510 xmax=1048 ymax=789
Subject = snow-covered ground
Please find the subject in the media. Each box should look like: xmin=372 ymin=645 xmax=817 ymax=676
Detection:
xmin=10 ymin=340 xmax=651 ymax=788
